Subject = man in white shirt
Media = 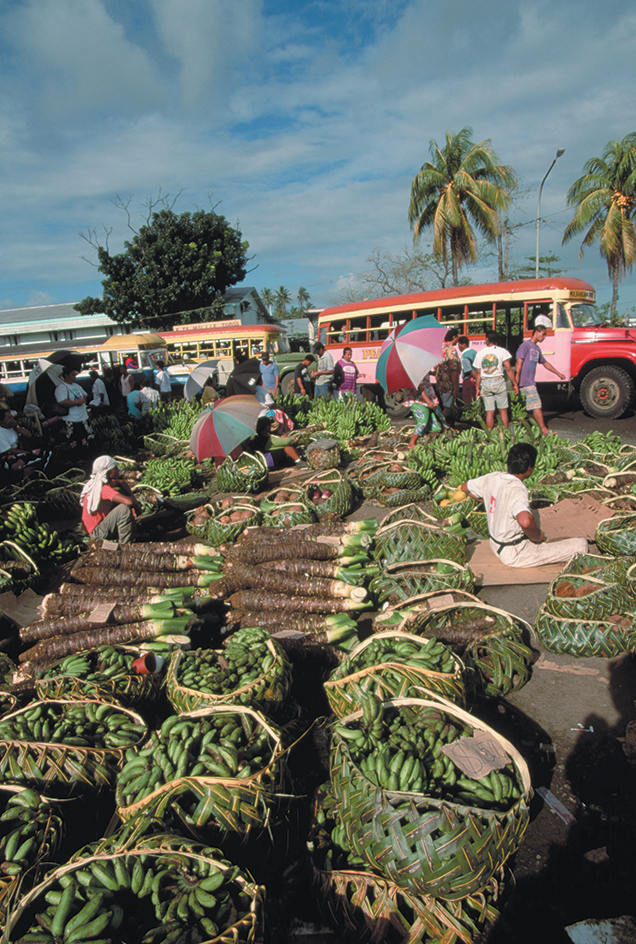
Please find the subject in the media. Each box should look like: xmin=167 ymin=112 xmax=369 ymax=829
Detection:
xmin=473 ymin=330 xmax=519 ymax=429
xmin=155 ymin=361 xmax=172 ymax=402
xmin=461 ymin=442 xmax=588 ymax=567
xmin=89 ymin=371 xmax=110 ymax=411
xmin=138 ymin=383 xmax=160 ymax=414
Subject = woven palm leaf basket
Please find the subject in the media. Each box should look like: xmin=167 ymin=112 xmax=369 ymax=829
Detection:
xmin=369 ymin=559 xmax=475 ymax=608
xmin=595 ymin=513 xmax=636 ymax=556
xmin=35 ymin=645 xmax=163 ymax=708
xmin=263 ymin=500 xmax=317 ymax=528
xmin=216 ymin=451 xmax=269 ymax=494
xmin=306 ymin=438 xmax=341 ymax=470
xmin=142 ymin=432 xmax=187 ymax=457
xmin=185 ymin=497 xmax=261 ymax=544
xmin=534 ymin=605 xmax=636 ymax=657
xmin=560 ymin=552 xmax=636 ymax=598
xmin=411 ymin=599 xmax=534 ymax=700
xmin=374 ymin=519 xmax=466 ymax=566
xmin=306 ymin=469 xmax=354 ymax=517
xmin=166 ymin=631 xmax=292 ymax=715
xmin=602 ymin=494 xmax=636 ymax=514
xmin=330 ymin=694 xmax=531 ymax=902
xmin=324 ymin=631 xmax=465 ymax=716
xmin=260 ymin=482 xmax=310 ymax=510
xmin=381 ymin=503 xmax=436 ymax=526
xmin=308 ymin=784 xmax=504 ymax=944
xmin=0 ymin=699 xmax=147 ymax=798
xmin=545 ymin=573 xmax=632 ymax=621
xmin=0 ymin=784 xmax=64 ymax=926
xmin=428 ymin=494 xmax=476 ymax=522
xmin=4 ymin=828 xmax=263 ymax=944
xmin=116 ymin=704 xmax=286 ymax=838
xmin=366 ymin=465 xmax=424 ymax=492
xmin=375 ymin=484 xmax=432 ymax=508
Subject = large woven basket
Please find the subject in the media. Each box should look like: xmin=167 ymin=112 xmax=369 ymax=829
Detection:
xmin=216 ymin=451 xmax=269 ymax=494
xmin=263 ymin=501 xmax=317 ymax=528
xmin=0 ymin=699 xmax=147 ymax=797
xmin=35 ymin=646 xmax=162 ymax=708
xmin=595 ymin=513 xmax=636 ymax=556
xmin=166 ymin=636 xmax=292 ymax=714
xmin=0 ymin=785 xmax=64 ymax=925
xmin=308 ymin=785 xmax=503 ymax=944
xmin=544 ymin=573 xmax=632 ymax=620
xmin=142 ymin=432 xmax=187 ymax=457
xmin=330 ymin=695 xmax=531 ymax=901
xmin=374 ymin=520 xmax=466 ymax=566
xmin=561 ymin=552 xmax=636 ymax=596
xmin=534 ymin=606 xmax=636 ymax=657
xmin=602 ymin=494 xmax=636 ymax=514
xmin=307 ymin=438 xmax=341 ymax=470
xmin=324 ymin=631 xmax=465 ymax=716
xmin=369 ymin=560 xmax=475 ymax=607
xmin=374 ymin=485 xmax=432 ymax=508
xmin=306 ymin=469 xmax=354 ymax=517
xmin=467 ymin=508 xmax=489 ymax=537
xmin=428 ymin=495 xmax=476 ymax=521
xmin=407 ymin=598 xmax=534 ymax=700
xmin=380 ymin=503 xmax=435 ymax=526
xmin=116 ymin=705 xmax=286 ymax=837
xmin=366 ymin=467 xmax=424 ymax=491
xmin=4 ymin=830 xmax=263 ymax=944
xmin=205 ymin=500 xmax=262 ymax=546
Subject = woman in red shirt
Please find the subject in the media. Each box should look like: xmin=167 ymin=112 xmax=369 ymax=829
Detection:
xmin=80 ymin=456 xmax=142 ymax=545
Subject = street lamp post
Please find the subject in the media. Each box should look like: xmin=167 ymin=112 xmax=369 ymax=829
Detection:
xmin=535 ymin=148 xmax=566 ymax=278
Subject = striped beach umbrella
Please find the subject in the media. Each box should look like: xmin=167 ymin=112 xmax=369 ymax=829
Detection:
xmin=376 ymin=316 xmax=446 ymax=393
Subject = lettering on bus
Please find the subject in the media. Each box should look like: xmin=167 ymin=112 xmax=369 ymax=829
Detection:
xmin=362 ymin=348 xmax=381 ymax=360
xmin=569 ymin=291 xmax=595 ymax=300
xmin=171 ymin=319 xmax=241 ymax=331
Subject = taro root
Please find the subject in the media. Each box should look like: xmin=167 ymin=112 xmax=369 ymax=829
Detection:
xmin=554 ymin=582 xmax=576 ymax=597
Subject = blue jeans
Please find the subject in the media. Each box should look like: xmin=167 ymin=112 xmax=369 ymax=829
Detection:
xmin=315 ymin=384 xmax=330 ymax=399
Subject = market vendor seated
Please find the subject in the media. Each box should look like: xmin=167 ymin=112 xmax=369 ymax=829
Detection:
xmin=80 ymin=456 xmax=142 ymax=545
xmin=248 ymin=415 xmax=303 ymax=468
xmin=460 ymin=442 xmax=588 ymax=568
xmin=0 ymin=409 xmax=51 ymax=479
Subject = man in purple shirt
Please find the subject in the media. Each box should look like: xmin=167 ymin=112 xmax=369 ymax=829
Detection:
xmin=515 ymin=325 xmax=565 ymax=435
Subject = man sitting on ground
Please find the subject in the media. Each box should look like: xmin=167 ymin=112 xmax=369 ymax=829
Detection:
xmin=80 ymin=456 xmax=142 ymax=545
xmin=461 ymin=442 xmax=588 ymax=567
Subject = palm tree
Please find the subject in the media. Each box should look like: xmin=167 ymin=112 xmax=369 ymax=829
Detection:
xmin=562 ymin=133 xmax=636 ymax=317
xmin=297 ymin=286 xmax=311 ymax=311
xmin=408 ymin=127 xmax=517 ymax=286
xmin=275 ymin=286 xmax=292 ymax=319
xmin=261 ymin=287 xmax=274 ymax=315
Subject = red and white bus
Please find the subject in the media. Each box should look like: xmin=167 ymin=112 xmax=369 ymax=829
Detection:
xmin=317 ymin=277 xmax=636 ymax=418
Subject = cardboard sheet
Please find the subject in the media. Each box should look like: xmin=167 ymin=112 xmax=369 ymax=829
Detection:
xmin=466 ymin=495 xmax=613 ymax=586
xmin=0 ymin=589 xmax=43 ymax=628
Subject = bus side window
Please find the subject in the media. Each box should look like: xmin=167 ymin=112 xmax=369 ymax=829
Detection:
xmin=318 ymin=326 xmax=328 ymax=346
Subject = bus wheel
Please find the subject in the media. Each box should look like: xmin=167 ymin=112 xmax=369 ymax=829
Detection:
xmin=281 ymin=373 xmax=296 ymax=397
xmin=579 ymin=366 xmax=635 ymax=419
xmin=384 ymin=391 xmax=411 ymax=419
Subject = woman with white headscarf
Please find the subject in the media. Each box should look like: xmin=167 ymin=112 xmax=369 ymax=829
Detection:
xmin=80 ymin=456 xmax=142 ymax=545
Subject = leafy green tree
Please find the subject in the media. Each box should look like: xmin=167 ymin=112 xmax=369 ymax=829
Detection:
xmin=408 ymin=127 xmax=517 ymax=286
xmin=563 ymin=133 xmax=636 ymax=317
xmin=296 ymin=286 xmax=311 ymax=311
xmin=76 ymin=199 xmax=249 ymax=329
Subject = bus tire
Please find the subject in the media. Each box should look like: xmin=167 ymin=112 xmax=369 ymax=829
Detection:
xmin=384 ymin=391 xmax=411 ymax=419
xmin=579 ymin=365 xmax=635 ymax=419
xmin=281 ymin=373 xmax=296 ymax=397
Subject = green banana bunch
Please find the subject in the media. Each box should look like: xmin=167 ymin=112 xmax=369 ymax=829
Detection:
xmin=331 ymin=634 xmax=457 ymax=680
xmin=16 ymin=845 xmax=253 ymax=944
xmin=333 ymin=697 xmax=523 ymax=810
xmin=0 ymin=701 xmax=146 ymax=752
xmin=0 ymin=788 xmax=63 ymax=878
xmin=140 ymin=458 xmax=196 ymax=496
xmin=39 ymin=646 xmax=136 ymax=685
xmin=0 ymin=502 xmax=78 ymax=564
xmin=172 ymin=631 xmax=277 ymax=700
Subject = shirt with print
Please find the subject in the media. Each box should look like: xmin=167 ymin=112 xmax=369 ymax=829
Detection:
xmin=467 ymin=471 xmax=531 ymax=545
xmin=460 ymin=347 xmax=476 ymax=379
xmin=515 ymin=339 xmax=545 ymax=388
xmin=55 ymin=382 xmax=88 ymax=422
xmin=473 ymin=345 xmax=513 ymax=381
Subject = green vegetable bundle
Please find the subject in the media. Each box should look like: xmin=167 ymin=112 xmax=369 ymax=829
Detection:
xmin=0 ymin=502 xmax=79 ymax=567
xmin=140 ymin=457 xmax=197 ymax=496
xmin=324 ymin=631 xmax=465 ymax=716
xmin=35 ymin=645 xmax=163 ymax=707
xmin=304 ymin=397 xmax=391 ymax=441
xmin=330 ymin=694 xmax=531 ymax=901
xmin=166 ymin=627 xmax=292 ymax=714
xmin=0 ymin=786 xmax=64 ymax=912
xmin=0 ymin=700 xmax=147 ymax=796
xmin=6 ymin=830 xmax=263 ymax=944
xmin=116 ymin=705 xmax=285 ymax=835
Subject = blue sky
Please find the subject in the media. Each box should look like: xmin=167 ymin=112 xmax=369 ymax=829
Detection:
xmin=1 ymin=0 xmax=636 ymax=315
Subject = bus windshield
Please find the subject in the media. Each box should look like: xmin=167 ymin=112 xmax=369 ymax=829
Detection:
xmin=570 ymin=304 xmax=602 ymax=327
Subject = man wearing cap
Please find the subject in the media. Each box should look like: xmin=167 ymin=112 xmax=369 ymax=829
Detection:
xmin=259 ymin=351 xmax=279 ymax=398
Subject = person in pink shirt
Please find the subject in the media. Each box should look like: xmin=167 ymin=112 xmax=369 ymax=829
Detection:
xmin=332 ymin=347 xmax=366 ymax=398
